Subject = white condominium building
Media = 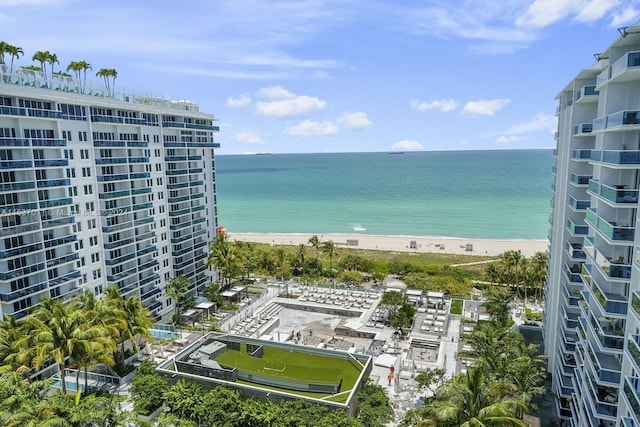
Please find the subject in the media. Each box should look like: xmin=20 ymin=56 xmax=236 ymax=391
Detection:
xmin=0 ymin=65 xmax=219 ymax=321
xmin=545 ymin=22 xmax=640 ymax=427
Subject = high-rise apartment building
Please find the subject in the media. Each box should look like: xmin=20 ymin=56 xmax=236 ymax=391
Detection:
xmin=0 ymin=65 xmax=219 ymax=321
xmin=545 ymin=23 xmax=640 ymax=427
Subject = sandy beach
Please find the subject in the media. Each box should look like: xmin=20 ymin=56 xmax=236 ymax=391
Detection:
xmin=227 ymin=233 xmax=548 ymax=258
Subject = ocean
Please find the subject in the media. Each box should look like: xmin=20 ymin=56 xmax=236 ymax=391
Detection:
xmin=214 ymin=150 xmax=554 ymax=240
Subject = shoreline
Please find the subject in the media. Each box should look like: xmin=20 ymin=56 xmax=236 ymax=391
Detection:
xmin=227 ymin=232 xmax=549 ymax=258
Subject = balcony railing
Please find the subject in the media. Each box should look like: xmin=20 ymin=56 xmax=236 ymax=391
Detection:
xmin=575 ymin=85 xmax=599 ymax=102
xmin=593 ymin=284 xmax=628 ymax=315
xmin=574 ymin=123 xmax=593 ymax=135
xmin=567 ymin=218 xmax=589 ymax=235
xmin=569 ymin=195 xmax=590 ymax=211
xmin=611 ymin=51 xmax=640 ymax=80
xmin=601 ymin=150 xmax=640 ymax=165
xmin=570 ymin=173 xmax=592 ymax=185
xmin=624 ymin=376 xmax=640 ymax=422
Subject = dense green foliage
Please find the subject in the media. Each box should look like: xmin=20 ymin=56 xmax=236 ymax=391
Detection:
xmin=148 ymin=377 xmax=393 ymax=427
xmin=0 ymin=372 xmax=133 ymax=426
xmin=129 ymin=361 xmax=168 ymax=415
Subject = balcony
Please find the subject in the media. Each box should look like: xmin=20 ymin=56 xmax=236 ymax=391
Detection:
xmin=586 ymin=345 xmax=621 ymax=385
xmin=590 ymin=180 xmax=639 ymax=204
xmin=632 ymin=291 xmax=640 ymax=321
xmin=593 ymin=284 xmax=628 ymax=315
xmin=593 ymin=117 xmax=606 ymax=132
xmin=46 ymin=252 xmax=79 ymax=268
xmin=0 ymin=243 xmax=43 ymax=259
xmin=31 ymin=139 xmax=67 ymax=147
xmin=91 ymin=115 xmax=124 ymax=124
xmin=103 ymin=237 xmax=135 ymax=250
xmin=41 ymin=216 xmax=74 ymax=230
xmin=37 ymin=178 xmax=70 ymax=188
xmin=626 ymin=334 xmax=640 ymax=372
xmin=99 ymin=190 xmax=130 ymax=199
xmin=139 ymin=273 xmax=159 ymax=287
xmin=599 ymin=149 xmax=640 ymax=165
xmin=0 ymin=281 xmax=48 ymax=302
xmin=572 ymin=149 xmax=592 ymax=161
xmin=44 ymin=233 xmax=77 ymax=248
xmin=575 ymin=85 xmax=599 ymax=103
xmin=570 ymin=173 xmax=592 ymax=186
xmin=0 ymin=138 xmax=29 ymax=147
xmin=567 ymin=242 xmax=586 ymax=260
xmin=569 ymin=195 xmax=590 ymax=211
xmin=34 ymin=159 xmax=68 ymax=167
xmin=48 ymin=270 xmax=81 ymax=287
xmin=0 ymin=160 xmax=32 ymax=170
xmin=567 ymin=218 xmax=589 ymax=236
xmin=39 ymin=197 xmax=73 ymax=209
xmin=97 ymin=173 xmax=129 ymax=182
xmin=93 ymin=140 xmax=126 ymax=148
xmin=574 ymin=123 xmax=593 ymax=135
xmin=0 ymin=262 xmax=45 ymax=280
xmin=585 ymin=208 xmax=635 ymax=242
xmin=0 ymin=222 xmax=39 ymax=238
xmin=610 ymin=51 xmax=640 ymax=82
xmin=624 ymin=377 xmax=640 ymax=422
xmin=105 ymin=252 xmax=136 ymax=266
xmin=588 ymin=315 xmax=624 ymax=351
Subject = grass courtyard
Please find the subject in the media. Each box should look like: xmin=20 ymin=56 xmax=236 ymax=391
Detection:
xmin=215 ymin=343 xmax=365 ymax=403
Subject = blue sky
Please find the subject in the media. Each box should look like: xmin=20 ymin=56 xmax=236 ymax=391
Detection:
xmin=2 ymin=0 xmax=639 ymax=154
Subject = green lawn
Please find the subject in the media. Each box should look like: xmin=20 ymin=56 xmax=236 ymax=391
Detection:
xmin=215 ymin=343 xmax=364 ymax=402
xmin=450 ymin=299 xmax=464 ymax=315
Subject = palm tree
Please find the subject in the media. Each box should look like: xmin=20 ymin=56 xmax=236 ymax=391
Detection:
xmin=322 ymin=240 xmax=336 ymax=272
xmin=166 ymin=275 xmax=191 ymax=326
xmin=308 ymin=235 xmax=321 ymax=276
xmin=72 ymin=292 xmax=112 ymax=395
xmin=505 ymin=250 xmax=523 ymax=297
xmin=6 ymin=44 xmax=23 ymax=74
xmin=31 ymin=51 xmax=50 ymax=77
xmin=96 ymin=68 xmax=117 ymax=95
xmin=425 ymin=368 xmax=527 ymax=427
xmin=292 ymin=243 xmax=307 ymax=277
xmin=531 ymin=251 xmax=548 ymax=301
xmin=459 ymin=322 xmax=513 ymax=375
xmin=482 ymin=288 xmax=513 ymax=326
xmin=46 ymin=53 xmax=59 ymax=77
xmin=0 ymin=41 xmax=7 ymax=65
xmin=119 ymin=292 xmax=154 ymax=355
xmin=66 ymin=60 xmax=92 ymax=92
xmin=0 ymin=315 xmax=28 ymax=374
xmin=14 ymin=298 xmax=107 ymax=395
xmin=208 ymin=232 xmax=246 ymax=287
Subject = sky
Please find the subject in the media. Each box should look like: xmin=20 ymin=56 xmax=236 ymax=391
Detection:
xmin=1 ymin=0 xmax=639 ymax=154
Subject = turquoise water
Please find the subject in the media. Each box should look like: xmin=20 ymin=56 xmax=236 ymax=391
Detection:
xmin=215 ymin=150 xmax=554 ymax=240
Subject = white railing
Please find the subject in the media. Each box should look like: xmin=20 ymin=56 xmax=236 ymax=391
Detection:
xmin=0 ymin=64 xmax=202 ymax=113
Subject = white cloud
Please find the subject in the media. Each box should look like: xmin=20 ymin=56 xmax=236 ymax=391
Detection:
xmin=499 ymin=113 xmax=557 ymax=135
xmin=287 ymin=120 xmax=338 ymax=137
xmin=611 ymin=6 xmax=640 ymax=27
xmin=234 ymin=131 xmax=265 ymax=144
xmin=497 ymin=135 xmax=527 ymax=144
xmin=576 ymin=0 xmax=620 ymax=23
xmin=255 ymin=86 xmax=327 ymax=118
xmin=516 ymin=0 xmax=621 ymax=28
xmin=226 ymin=93 xmax=252 ymax=107
xmin=483 ymin=113 xmax=557 ymax=140
xmin=410 ymin=99 xmax=458 ymax=112
xmin=461 ymin=99 xmax=511 ymax=116
xmin=257 ymin=86 xmax=295 ymax=99
xmin=391 ymin=140 xmax=423 ymax=151
xmin=338 ymin=112 xmax=372 ymax=130
xmin=410 ymin=4 xmax=537 ymax=54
